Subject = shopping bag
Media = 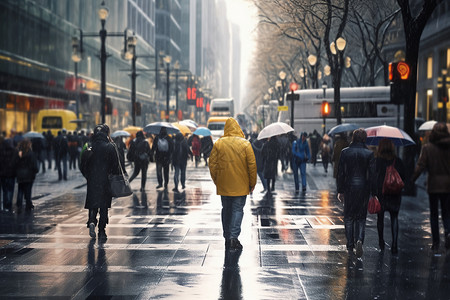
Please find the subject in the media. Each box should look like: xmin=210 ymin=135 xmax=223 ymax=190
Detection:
xmin=368 ymin=196 xmax=381 ymax=214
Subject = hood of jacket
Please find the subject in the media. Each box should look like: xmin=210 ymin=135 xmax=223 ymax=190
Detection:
xmin=223 ymin=117 xmax=244 ymax=138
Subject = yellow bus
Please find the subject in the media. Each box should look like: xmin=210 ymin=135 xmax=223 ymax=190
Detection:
xmin=35 ymin=109 xmax=77 ymax=136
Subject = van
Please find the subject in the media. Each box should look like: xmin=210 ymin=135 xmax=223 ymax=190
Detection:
xmin=206 ymin=116 xmax=230 ymax=142
xmin=35 ymin=109 xmax=77 ymax=136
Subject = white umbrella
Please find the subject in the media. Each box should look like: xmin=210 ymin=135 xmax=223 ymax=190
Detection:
xmin=180 ymin=119 xmax=198 ymax=131
xmin=23 ymin=131 xmax=45 ymax=139
xmin=418 ymin=120 xmax=437 ymax=131
xmin=257 ymin=122 xmax=294 ymax=140
xmin=144 ymin=122 xmax=180 ymax=135
xmin=111 ymin=130 xmax=131 ymax=138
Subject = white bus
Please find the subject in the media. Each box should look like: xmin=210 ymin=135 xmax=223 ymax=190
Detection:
xmin=210 ymin=98 xmax=234 ymax=117
xmin=278 ymin=86 xmax=402 ymax=134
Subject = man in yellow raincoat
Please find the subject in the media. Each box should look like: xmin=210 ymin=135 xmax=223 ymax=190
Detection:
xmin=209 ymin=117 xmax=257 ymax=251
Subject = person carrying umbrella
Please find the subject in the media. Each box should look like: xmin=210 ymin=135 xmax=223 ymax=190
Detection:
xmin=262 ymin=136 xmax=280 ymax=193
xmin=292 ymin=132 xmax=311 ymax=192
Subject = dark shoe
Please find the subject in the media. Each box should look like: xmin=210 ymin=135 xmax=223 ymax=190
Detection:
xmin=347 ymin=246 xmax=354 ymax=254
xmin=98 ymin=229 xmax=107 ymax=241
xmin=89 ymin=222 xmax=96 ymax=238
xmin=295 ymin=190 xmax=299 ymax=193
xmin=445 ymin=234 xmax=450 ymax=249
xmin=379 ymin=239 xmax=385 ymax=250
xmin=172 ymin=188 xmax=179 ymax=193
xmin=229 ymin=238 xmax=243 ymax=251
xmin=164 ymin=184 xmax=168 ymax=190
xmin=182 ymin=185 xmax=186 ymax=189
xmin=25 ymin=205 xmax=34 ymax=211
xmin=355 ymin=240 xmax=363 ymax=258
xmin=391 ymin=245 xmax=398 ymax=255
xmin=302 ymin=187 xmax=307 ymax=192
xmin=156 ymin=185 xmax=162 ymax=189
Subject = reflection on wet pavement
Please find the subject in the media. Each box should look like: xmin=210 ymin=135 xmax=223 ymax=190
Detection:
xmin=0 ymin=163 xmax=449 ymax=298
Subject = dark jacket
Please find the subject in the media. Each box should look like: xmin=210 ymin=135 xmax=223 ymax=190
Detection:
xmin=262 ymin=137 xmax=279 ymax=179
xmin=374 ymin=156 xmax=405 ymax=212
xmin=84 ymin=132 xmax=119 ymax=209
xmin=152 ymin=132 xmax=174 ymax=165
xmin=252 ymin=139 xmax=265 ymax=172
xmin=16 ymin=151 xmax=39 ymax=183
xmin=0 ymin=139 xmax=17 ymax=178
xmin=201 ymin=136 xmax=213 ymax=157
xmin=128 ymin=132 xmax=152 ymax=165
xmin=172 ymin=133 xmax=192 ymax=167
xmin=412 ymin=133 xmax=450 ymax=194
xmin=337 ymin=142 xmax=375 ymax=218
xmin=54 ymin=133 xmax=69 ymax=156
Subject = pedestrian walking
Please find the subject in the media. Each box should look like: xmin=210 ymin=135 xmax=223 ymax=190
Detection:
xmin=15 ymin=139 xmax=39 ymax=213
xmin=172 ymin=132 xmax=192 ymax=192
xmin=200 ymin=136 xmax=213 ymax=166
xmin=292 ymin=132 xmax=311 ymax=192
xmin=412 ymin=122 xmax=450 ymax=251
xmin=332 ymin=133 xmax=349 ymax=180
xmin=278 ymin=134 xmax=290 ymax=172
xmin=152 ymin=127 xmax=173 ymax=189
xmin=309 ymin=129 xmax=322 ymax=167
xmin=190 ymin=134 xmax=201 ymax=168
xmin=320 ymin=135 xmax=331 ymax=173
xmin=0 ymin=136 xmax=18 ymax=212
xmin=83 ymin=124 xmax=120 ymax=241
xmin=113 ymin=136 xmax=127 ymax=174
xmin=44 ymin=130 xmax=54 ymax=170
xmin=68 ymin=131 xmax=80 ymax=170
xmin=337 ymin=128 xmax=375 ymax=258
xmin=262 ymin=136 xmax=280 ymax=193
xmin=251 ymin=137 xmax=267 ymax=193
xmin=54 ymin=129 xmax=69 ymax=180
xmin=374 ymin=138 xmax=405 ymax=254
xmin=31 ymin=136 xmax=46 ymax=173
xmin=128 ymin=131 xmax=152 ymax=191
xmin=209 ymin=117 xmax=257 ymax=251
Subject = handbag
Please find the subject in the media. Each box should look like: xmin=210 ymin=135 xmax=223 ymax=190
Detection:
xmin=368 ymin=195 xmax=381 ymax=214
xmin=382 ymin=159 xmax=404 ymax=195
xmin=109 ymin=145 xmax=133 ymax=198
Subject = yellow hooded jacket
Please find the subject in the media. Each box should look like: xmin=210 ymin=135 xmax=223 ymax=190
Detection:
xmin=209 ymin=117 xmax=257 ymax=196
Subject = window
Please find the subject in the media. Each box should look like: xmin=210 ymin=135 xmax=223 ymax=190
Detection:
xmin=427 ymin=56 xmax=433 ymax=79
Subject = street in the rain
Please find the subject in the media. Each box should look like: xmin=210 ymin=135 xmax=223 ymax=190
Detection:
xmin=0 ymin=162 xmax=449 ymax=299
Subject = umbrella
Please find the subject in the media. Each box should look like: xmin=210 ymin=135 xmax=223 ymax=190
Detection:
xmin=144 ymin=122 xmax=180 ymax=135
xmin=23 ymin=131 xmax=45 ymax=139
xmin=122 ymin=126 xmax=142 ymax=135
xmin=193 ymin=127 xmax=212 ymax=136
xmin=180 ymin=120 xmax=198 ymax=131
xmin=328 ymin=123 xmax=360 ymax=136
xmin=418 ymin=120 xmax=437 ymax=131
xmin=257 ymin=122 xmax=294 ymax=140
xmin=365 ymin=125 xmax=415 ymax=146
xmin=172 ymin=122 xmax=191 ymax=136
xmin=111 ymin=130 xmax=131 ymax=138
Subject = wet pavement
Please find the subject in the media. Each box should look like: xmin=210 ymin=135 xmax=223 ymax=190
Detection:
xmin=0 ymin=161 xmax=449 ymax=299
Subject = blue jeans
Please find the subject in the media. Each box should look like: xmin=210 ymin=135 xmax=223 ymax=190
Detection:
xmin=1 ymin=177 xmax=15 ymax=210
xmin=344 ymin=217 xmax=366 ymax=249
xmin=221 ymin=196 xmax=246 ymax=239
xmin=257 ymin=170 xmax=267 ymax=190
xmin=292 ymin=159 xmax=307 ymax=190
xmin=173 ymin=162 xmax=187 ymax=189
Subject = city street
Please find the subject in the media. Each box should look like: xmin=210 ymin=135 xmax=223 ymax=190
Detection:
xmin=0 ymin=161 xmax=449 ymax=299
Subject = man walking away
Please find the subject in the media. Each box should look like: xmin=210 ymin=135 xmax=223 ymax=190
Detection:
xmin=128 ymin=131 xmax=152 ymax=191
xmin=152 ymin=127 xmax=173 ymax=189
xmin=292 ymin=132 xmax=311 ymax=192
xmin=172 ymin=132 xmax=192 ymax=192
xmin=337 ymin=128 xmax=375 ymax=258
xmin=209 ymin=117 xmax=257 ymax=251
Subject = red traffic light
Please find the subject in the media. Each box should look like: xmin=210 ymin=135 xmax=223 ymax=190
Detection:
xmin=389 ymin=62 xmax=410 ymax=81
xmin=289 ymin=82 xmax=299 ymax=92
xmin=321 ymin=100 xmax=330 ymax=117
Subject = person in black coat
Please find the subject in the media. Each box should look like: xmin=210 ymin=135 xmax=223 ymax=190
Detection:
xmin=172 ymin=132 xmax=192 ymax=192
xmin=151 ymin=127 xmax=174 ymax=189
xmin=251 ymin=138 xmax=267 ymax=192
xmin=200 ymin=136 xmax=213 ymax=166
xmin=337 ymin=128 xmax=376 ymax=258
xmin=84 ymin=124 xmax=119 ymax=241
xmin=15 ymin=139 xmax=39 ymax=213
xmin=262 ymin=136 xmax=279 ymax=193
xmin=128 ymin=131 xmax=152 ymax=191
xmin=44 ymin=130 xmax=54 ymax=169
xmin=374 ymin=138 xmax=405 ymax=254
xmin=54 ymin=130 xmax=69 ymax=180
xmin=0 ymin=136 xmax=18 ymax=212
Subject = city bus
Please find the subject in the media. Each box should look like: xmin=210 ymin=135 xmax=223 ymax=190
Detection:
xmin=210 ymin=98 xmax=234 ymax=117
xmin=278 ymin=86 xmax=401 ymax=134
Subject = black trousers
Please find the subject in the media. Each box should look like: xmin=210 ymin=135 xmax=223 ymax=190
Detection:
xmin=88 ymin=208 xmax=108 ymax=229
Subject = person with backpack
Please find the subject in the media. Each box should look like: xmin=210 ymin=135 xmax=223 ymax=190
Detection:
xmin=337 ymin=129 xmax=376 ymax=258
xmin=292 ymin=132 xmax=311 ymax=193
xmin=152 ymin=127 xmax=173 ymax=189
xmin=128 ymin=131 xmax=152 ymax=191
xmin=412 ymin=122 xmax=450 ymax=251
xmin=172 ymin=132 xmax=192 ymax=192
xmin=201 ymin=136 xmax=213 ymax=166
xmin=374 ymin=138 xmax=405 ymax=254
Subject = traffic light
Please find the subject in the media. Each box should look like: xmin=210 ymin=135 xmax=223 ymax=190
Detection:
xmin=321 ymin=100 xmax=330 ymax=117
xmin=105 ymin=97 xmax=112 ymax=115
xmin=389 ymin=61 xmax=411 ymax=105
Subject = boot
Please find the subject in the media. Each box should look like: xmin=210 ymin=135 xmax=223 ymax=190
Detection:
xmin=98 ymin=228 xmax=107 ymax=241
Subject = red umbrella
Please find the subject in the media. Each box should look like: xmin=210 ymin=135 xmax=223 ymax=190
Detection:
xmin=365 ymin=125 xmax=415 ymax=146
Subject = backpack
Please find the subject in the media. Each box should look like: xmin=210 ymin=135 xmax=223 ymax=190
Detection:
xmin=157 ymin=138 xmax=169 ymax=152
xmin=80 ymin=142 xmax=93 ymax=178
xmin=382 ymin=159 xmax=404 ymax=195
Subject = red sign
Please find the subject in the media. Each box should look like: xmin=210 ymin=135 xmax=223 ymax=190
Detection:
xmin=289 ymin=82 xmax=299 ymax=92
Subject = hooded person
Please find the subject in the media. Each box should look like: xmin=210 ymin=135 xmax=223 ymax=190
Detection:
xmin=128 ymin=130 xmax=152 ymax=191
xmin=209 ymin=117 xmax=257 ymax=251
xmin=172 ymin=132 xmax=192 ymax=192
xmin=151 ymin=127 xmax=174 ymax=189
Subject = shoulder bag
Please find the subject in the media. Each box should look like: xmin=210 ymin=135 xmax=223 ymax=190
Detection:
xmin=382 ymin=159 xmax=404 ymax=195
xmin=109 ymin=144 xmax=133 ymax=198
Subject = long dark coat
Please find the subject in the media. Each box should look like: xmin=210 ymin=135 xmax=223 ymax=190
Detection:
xmin=15 ymin=151 xmax=38 ymax=183
xmin=262 ymin=137 xmax=279 ymax=179
xmin=0 ymin=139 xmax=17 ymax=178
xmin=172 ymin=133 xmax=192 ymax=167
xmin=251 ymin=139 xmax=265 ymax=172
xmin=374 ymin=157 xmax=405 ymax=212
xmin=84 ymin=132 xmax=119 ymax=209
xmin=337 ymin=142 xmax=375 ymax=219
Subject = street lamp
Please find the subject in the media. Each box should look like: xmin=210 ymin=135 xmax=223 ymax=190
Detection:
xmin=330 ymin=36 xmax=346 ymax=124
xmin=322 ymin=81 xmax=328 ymax=135
xmin=174 ymin=60 xmax=181 ymax=120
xmin=279 ymin=71 xmax=287 ymax=105
xmin=164 ymin=55 xmax=172 ymax=122
xmin=299 ymin=67 xmax=307 ymax=89
xmin=308 ymin=54 xmax=318 ymax=89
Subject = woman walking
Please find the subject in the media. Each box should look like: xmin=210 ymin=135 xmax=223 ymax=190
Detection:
xmin=15 ymin=139 xmax=39 ymax=213
xmin=374 ymin=138 xmax=405 ymax=254
xmin=172 ymin=133 xmax=192 ymax=192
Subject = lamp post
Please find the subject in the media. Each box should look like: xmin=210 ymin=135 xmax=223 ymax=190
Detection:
xmin=322 ymin=81 xmax=327 ymax=135
xmin=174 ymin=61 xmax=180 ymax=120
xmin=299 ymin=67 xmax=307 ymax=89
xmin=163 ymin=55 xmax=172 ymax=122
xmin=330 ymin=37 xmax=346 ymax=124
xmin=279 ymin=71 xmax=287 ymax=105
xmin=308 ymin=54 xmax=318 ymax=89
